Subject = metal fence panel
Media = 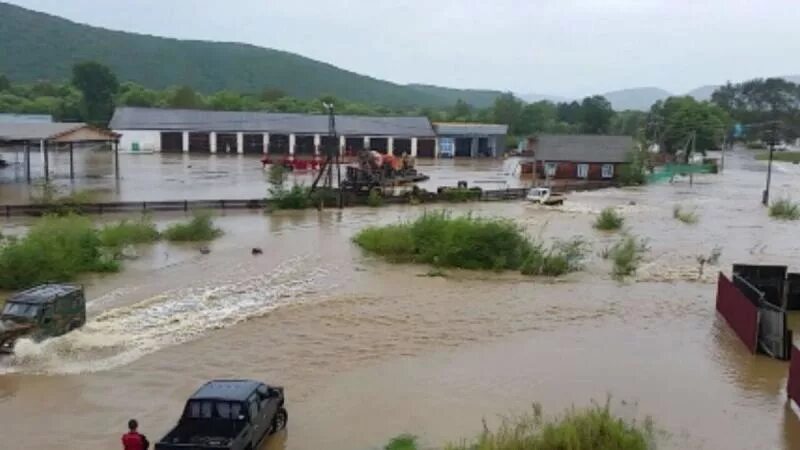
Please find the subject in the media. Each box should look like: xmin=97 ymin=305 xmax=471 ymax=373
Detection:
xmin=716 ymin=273 xmax=759 ymax=353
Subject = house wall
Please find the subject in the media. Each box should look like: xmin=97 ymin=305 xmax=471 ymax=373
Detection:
xmin=117 ymin=130 xmax=161 ymax=152
xmin=535 ymin=161 xmax=626 ymax=180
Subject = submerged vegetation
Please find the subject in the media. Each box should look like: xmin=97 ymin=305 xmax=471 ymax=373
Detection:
xmin=384 ymin=401 xmax=654 ymax=450
xmin=605 ymin=235 xmax=649 ymax=280
xmin=769 ymin=198 xmax=800 ymax=221
xmin=594 ymin=207 xmax=624 ymax=231
xmin=672 ymin=205 xmax=699 ymax=224
xmin=98 ymin=216 xmax=160 ymax=249
xmin=439 ymin=187 xmax=482 ymax=203
xmin=163 ymin=211 xmax=223 ymax=242
xmin=354 ymin=212 xmax=586 ymax=277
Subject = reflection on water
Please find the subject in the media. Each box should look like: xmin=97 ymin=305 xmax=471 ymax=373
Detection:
xmin=1 ymin=149 xmax=800 ymax=449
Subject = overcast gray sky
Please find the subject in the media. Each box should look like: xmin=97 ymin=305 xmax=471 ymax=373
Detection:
xmin=6 ymin=0 xmax=800 ymax=97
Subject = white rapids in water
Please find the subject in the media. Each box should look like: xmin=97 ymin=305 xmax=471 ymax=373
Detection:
xmin=0 ymin=257 xmax=328 ymax=375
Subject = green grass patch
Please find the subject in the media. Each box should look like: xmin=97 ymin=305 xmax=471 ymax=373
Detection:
xmin=367 ymin=189 xmax=384 ymax=207
xmin=439 ymin=187 xmax=482 ymax=203
xmin=594 ymin=207 xmax=624 ymax=231
xmin=0 ymin=215 xmax=119 ymax=290
xmin=163 ymin=211 xmax=223 ymax=242
xmin=385 ymin=434 xmax=419 ymax=450
xmin=769 ymin=198 xmax=800 ymax=220
xmin=30 ymin=183 xmax=97 ymax=215
xmin=271 ymin=185 xmax=311 ymax=210
xmin=354 ymin=212 xmax=586 ymax=277
xmin=605 ymin=235 xmax=649 ymax=280
xmin=747 ymin=142 xmax=767 ymax=150
xmin=755 ymin=151 xmax=800 ymax=162
xmin=98 ymin=216 xmax=161 ymax=248
xmin=443 ymin=401 xmax=654 ymax=450
xmin=672 ymin=205 xmax=699 ymax=224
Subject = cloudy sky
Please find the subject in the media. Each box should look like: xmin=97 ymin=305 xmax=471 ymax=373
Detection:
xmin=6 ymin=0 xmax=800 ymax=97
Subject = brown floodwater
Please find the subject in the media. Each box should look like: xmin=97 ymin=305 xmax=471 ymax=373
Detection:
xmin=1 ymin=148 xmax=800 ymax=450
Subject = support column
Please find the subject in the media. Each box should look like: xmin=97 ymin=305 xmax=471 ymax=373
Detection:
xmin=364 ymin=136 xmax=371 ymax=150
xmin=387 ymin=137 xmax=394 ymax=156
xmin=42 ymin=140 xmax=49 ymax=181
xmin=289 ymin=134 xmax=296 ymax=156
xmin=411 ymin=138 xmax=419 ymax=157
xmin=114 ymin=140 xmax=120 ymax=179
xmin=182 ymin=132 xmax=189 ymax=153
xmin=69 ymin=143 xmax=75 ymax=180
xmin=434 ymin=138 xmax=440 ymax=159
xmin=210 ymin=132 xmax=217 ymax=154
xmin=263 ymin=133 xmax=270 ymax=154
xmin=24 ymin=142 xmax=31 ymax=183
xmin=236 ymin=132 xmax=244 ymax=154
xmin=339 ymin=135 xmax=346 ymax=156
xmin=313 ymin=134 xmax=321 ymax=156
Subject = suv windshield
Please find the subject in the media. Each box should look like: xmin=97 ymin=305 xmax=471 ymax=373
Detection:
xmin=2 ymin=302 xmax=39 ymax=319
xmin=185 ymin=400 xmax=244 ymax=420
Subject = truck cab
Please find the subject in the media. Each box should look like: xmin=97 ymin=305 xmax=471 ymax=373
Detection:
xmin=156 ymin=380 xmax=287 ymax=450
xmin=0 ymin=283 xmax=86 ymax=354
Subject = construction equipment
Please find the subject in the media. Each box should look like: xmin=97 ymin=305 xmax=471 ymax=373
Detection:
xmin=341 ymin=150 xmax=429 ymax=194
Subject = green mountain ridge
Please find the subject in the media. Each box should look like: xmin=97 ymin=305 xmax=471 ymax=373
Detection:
xmin=0 ymin=2 xmax=503 ymax=108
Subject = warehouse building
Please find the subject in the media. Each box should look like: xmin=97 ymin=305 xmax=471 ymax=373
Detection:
xmin=110 ymin=107 xmax=439 ymax=157
xmin=433 ymin=123 xmax=508 ymax=158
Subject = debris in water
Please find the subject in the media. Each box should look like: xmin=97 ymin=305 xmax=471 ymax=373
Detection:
xmin=252 ymin=248 xmax=263 ymax=256
xmin=199 ymin=246 xmax=211 ymax=255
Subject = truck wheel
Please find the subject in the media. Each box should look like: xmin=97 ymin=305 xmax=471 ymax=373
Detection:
xmin=272 ymin=408 xmax=288 ymax=433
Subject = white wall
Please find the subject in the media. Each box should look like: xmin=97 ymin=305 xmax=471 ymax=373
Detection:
xmin=116 ymin=130 xmax=161 ymax=152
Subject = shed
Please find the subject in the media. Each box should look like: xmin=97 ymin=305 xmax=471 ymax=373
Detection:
xmin=0 ymin=122 xmax=120 ymax=181
xmin=534 ymin=134 xmax=634 ymax=181
xmin=433 ymin=122 xmax=508 ymax=158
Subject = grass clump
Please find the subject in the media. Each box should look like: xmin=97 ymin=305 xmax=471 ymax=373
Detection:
xmin=769 ymin=198 xmax=800 ymax=220
xmin=98 ymin=216 xmax=161 ymax=249
xmin=606 ymin=235 xmax=649 ymax=280
xmin=367 ymin=189 xmax=384 ymax=207
xmin=755 ymin=151 xmax=800 ymax=162
xmin=354 ymin=212 xmax=586 ymax=277
xmin=444 ymin=401 xmax=654 ymax=450
xmin=439 ymin=187 xmax=482 ymax=203
xmin=385 ymin=434 xmax=418 ymax=450
xmin=31 ymin=182 xmax=96 ymax=215
xmin=672 ymin=205 xmax=699 ymax=224
xmin=0 ymin=215 xmax=119 ymax=290
xmin=163 ymin=211 xmax=223 ymax=242
xmin=594 ymin=207 xmax=624 ymax=231
xmin=272 ymin=185 xmax=311 ymax=210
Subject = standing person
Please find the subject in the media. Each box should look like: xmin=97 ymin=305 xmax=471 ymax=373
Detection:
xmin=122 ymin=419 xmax=149 ymax=450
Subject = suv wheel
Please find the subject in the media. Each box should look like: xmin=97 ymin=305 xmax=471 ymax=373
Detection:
xmin=271 ymin=408 xmax=287 ymax=434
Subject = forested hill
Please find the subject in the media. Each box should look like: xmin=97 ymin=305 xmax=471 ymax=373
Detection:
xmin=0 ymin=2 xmax=502 ymax=108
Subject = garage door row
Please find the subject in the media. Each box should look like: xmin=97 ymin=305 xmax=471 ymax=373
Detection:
xmin=161 ymin=132 xmax=437 ymax=157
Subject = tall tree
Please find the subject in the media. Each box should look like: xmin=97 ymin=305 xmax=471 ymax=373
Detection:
xmin=0 ymin=74 xmax=11 ymax=92
xmin=518 ymin=101 xmax=557 ymax=135
xmin=578 ymin=95 xmax=614 ymax=134
xmin=649 ymin=96 xmax=729 ymax=154
xmin=169 ymin=86 xmax=203 ymax=109
xmin=492 ymin=93 xmax=524 ymax=134
xmin=449 ymin=99 xmax=474 ymax=121
xmin=712 ymin=77 xmax=800 ymax=139
xmin=556 ymin=101 xmax=581 ymax=125
xmin=71 ymin=61 xmax=119 ymax=125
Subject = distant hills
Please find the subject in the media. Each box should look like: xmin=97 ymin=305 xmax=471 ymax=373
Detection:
xmin=1 ymin=2 xmax=799 ymax=112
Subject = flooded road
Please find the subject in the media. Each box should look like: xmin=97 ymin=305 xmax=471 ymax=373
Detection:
xmin=1 ymin=148 xmax=800 ymax=449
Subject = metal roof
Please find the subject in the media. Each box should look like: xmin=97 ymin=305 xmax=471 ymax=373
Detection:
xmin=8 ymin=284 xmax=82 ymax=305
xmin=535 ymin=134 xmax=634 ymax=163
xmin=110 ymin=107 xmax=437 ymax=138
xmin=191 ymin=380 xmax=263 ymax=401
xmin=0 ymin=113 xmax=53 ymax=124
xmin=433 ymin=122 xmax=508 ymax=136
xmin=0 ymin=123 xmax=86 ymax=141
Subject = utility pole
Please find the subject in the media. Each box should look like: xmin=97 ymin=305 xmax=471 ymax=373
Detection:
xmin=762 ymin=122 xmax=778 ymax=206
xmin=309 ymin=103 xmax=343 ymax=209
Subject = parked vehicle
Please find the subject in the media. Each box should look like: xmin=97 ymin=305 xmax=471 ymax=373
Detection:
xmin=156 ymin=380 xmax=287 ymax=450
xmin=526 ymin=187 xmax=565 ymax=206
xmin=0 ymin=284 xmax=86 ymax=354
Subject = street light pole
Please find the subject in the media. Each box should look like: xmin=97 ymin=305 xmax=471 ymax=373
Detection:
xmin=763 ymin=139 xmax=775 ymax=206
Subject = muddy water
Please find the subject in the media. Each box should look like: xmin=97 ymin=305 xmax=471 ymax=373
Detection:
xmin=1 ymin=149 xmax=800 ymax=449
xmin=0 ymin=150 xmax=525 ymax=203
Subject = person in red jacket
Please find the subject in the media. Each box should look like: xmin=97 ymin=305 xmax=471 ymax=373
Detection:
xmin=122 ymin=419 xmax=149 ymax=450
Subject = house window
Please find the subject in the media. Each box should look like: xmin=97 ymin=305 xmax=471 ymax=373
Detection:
xmin=601 ymin=164 xmax=614 ymax=179
xmin=577 ymin=164 xmax=589 ymax=179
xmin=544 ymin=162 xmax=557 ymax=177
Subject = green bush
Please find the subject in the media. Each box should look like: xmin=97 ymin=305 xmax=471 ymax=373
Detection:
xmin=672 ymin=205 xmax=699 ymax=224
xmin=163 ymin=211 xmax=223 ymax=242
xmin=385 ymin=435 xmax=418 ymax=450
xmin=594 ymin=208 xmax=624 ymax=231
xmin=98 ymin=216 xmax=160 ymax=248
xmin=769 ymin=198 xmax=800 ymax=220
xmin=354 ymin=212 xmax=586 ymax=277
xmin=440 ymin=187 xmax=482 ymax=203
xmin=31 ymin=183 xmax=96 ymax=215
xmin=272 ymin=185 xmax=311 ymax=210
xmin=0 ymin=215 xmax=119 ymax=290
xmin=444 ymin=401 xmax=653 ymax=450
xmin=607 ymin=235 xmax=649 ymax=280
xmin=619 ymin=149 xmax=648 ymax=186
xmin=367 ymin=189 xmax=384 ymax=207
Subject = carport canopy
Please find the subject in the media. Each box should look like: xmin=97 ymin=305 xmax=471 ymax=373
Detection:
xmin=0 ymin=122 xmax=120 ymax=181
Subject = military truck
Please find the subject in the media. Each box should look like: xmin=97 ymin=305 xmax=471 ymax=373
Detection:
xmin=156 ymin=380 xmax=287 ymax=450
xmin=0 ymin=284 xmax=86 ymax=354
